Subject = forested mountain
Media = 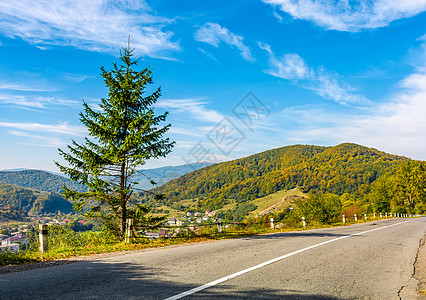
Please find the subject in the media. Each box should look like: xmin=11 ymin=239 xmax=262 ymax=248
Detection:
xmin=0 ymin=163 xmax=212 ymax=220
xmin=135 ymin=162 xmax=212 ymax=190
xmin=151 ymin=143 xmax=407 ymax=211
xmin=0 ymin=169 xmax=85 ymax=194
xmin=0 ymin=163 xmax=212 ymax=194
xmin=0 ymin=183 xmax=73 ymax=221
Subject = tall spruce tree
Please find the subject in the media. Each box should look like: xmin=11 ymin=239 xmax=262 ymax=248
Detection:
xmin=55 ymin=45 xmax=174 ymax=240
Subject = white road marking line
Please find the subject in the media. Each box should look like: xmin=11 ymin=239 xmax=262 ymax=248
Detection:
xmin=164 ymin=219 xmax=417 ymax=300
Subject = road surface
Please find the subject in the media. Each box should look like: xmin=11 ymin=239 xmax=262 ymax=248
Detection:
xmin=1 ymin=217 xmax=424 ymax=299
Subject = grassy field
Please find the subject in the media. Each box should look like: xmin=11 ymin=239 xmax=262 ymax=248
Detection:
xmin=246 ymin=188 xmax=306 ymax=217
xmin=152 ymin=188 xmax=307 ymax=219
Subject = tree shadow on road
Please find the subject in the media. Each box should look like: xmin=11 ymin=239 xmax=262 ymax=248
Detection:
xmin=1 ymin=259 xmax=344 ymax=300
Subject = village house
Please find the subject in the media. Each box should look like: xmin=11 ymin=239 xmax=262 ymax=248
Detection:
xmin=167 ymin=217 xmax=176 ymax=226
xmin=1 ymin=235 xmax=27 ymax=246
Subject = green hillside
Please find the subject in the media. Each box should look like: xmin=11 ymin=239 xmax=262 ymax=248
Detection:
xmin=0 ymin=183 xmax=73 ymax=221
xmin=150 ymin=143 xmax=407 ymax=211
xmin=0 ymin=169 xmax=85 ymax=194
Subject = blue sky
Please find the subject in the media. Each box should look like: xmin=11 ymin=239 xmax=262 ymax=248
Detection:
xmin=0 ymin=0 xmax=426 ymax=172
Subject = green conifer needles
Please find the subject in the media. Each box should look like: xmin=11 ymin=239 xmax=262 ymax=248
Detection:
xmin=55 ymin=46 xmax=174 ymax=240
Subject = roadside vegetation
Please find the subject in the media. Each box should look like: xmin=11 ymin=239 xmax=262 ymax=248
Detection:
xmin=1 ymin=210 xmax=419 ymax=267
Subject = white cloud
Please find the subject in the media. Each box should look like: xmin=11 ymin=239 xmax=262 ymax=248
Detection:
xmin=257 ymin=41 xmax=273 ymax=55
xmin=261 ymin=43 xmax=368 ymax=105
xmin=0 ymin=93 xmax=78 ymax=108
xmin=0 ymin=81 xmax=57 ymax=92
xmin=0 ymin=0 xmax=179 ymax=57
xmin=276 ymin=69 xmax=426 ymax=160
xmin=168 ymin=127 xmax=205 ymax=137
xmin=267 ymin=53 xmax=313 ymax=80
xmin=311 ymin=71 xmax=369 ymax=105
xmin=400 ymin=73 xmax=426 ymax=90
xmin=8 ymin=130 xmax=64 ymax=148
xmin=195 ymin=23 xmax=254 ymax=62
xmin=263 ymin=0 xmax=426 ymax=31
xmin=0 ymin=122 xmax=86 ymax=136
xmin=62 ymin=73 xmax=93 ymax=83
xmin=157 ymin=98 xmax=224 ymax=123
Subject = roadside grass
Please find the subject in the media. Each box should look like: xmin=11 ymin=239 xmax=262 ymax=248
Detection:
xmin=0 ymin=216 xmax=413 ymax=267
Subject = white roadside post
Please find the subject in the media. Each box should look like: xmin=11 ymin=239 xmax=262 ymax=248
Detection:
xmin=218 ymin=218 xmax=223 ymax=233
xmin=386 ymin=213 xmax=388 ymax=218
xmin=302 ymin=217 xmax=306 ymax=229
xmin=270 ymin=217 xmax=274 ymax=229
xmin=125 ymin=218 xmax=133 ymax=244
xmin=354 ymin=214 xmax=357 ymax=222
xmin=380 ymin=213 xmax=382 ymax=218
xmin=39 ymin=224 xmax=48 ymax=255
xmin=390 ymin=213 xmax=392 ymax=217
xmin=374 ymin=213 xmax=376 ymax=219
xmin=342 ymin=214 xmax=345 ymax=224
xmin=364 ymin=214 xmax=367 ymax=220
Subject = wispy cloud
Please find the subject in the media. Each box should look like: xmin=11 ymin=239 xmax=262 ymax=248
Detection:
xmin=157 ymin=98 xmax=224 ymax=123
xmin=275 ymin=68 xmax=426 ymax=160
xmin=195 ymin=23 xmax=254 ymax=62
xmin=264 ymin=0 xmax=426 ymax=32
xmin=0 ymin=0 xmax=179 ymax=57
xmin=266 ymin=52 xmax=313 ymax=80
xmin=260 ymin=43 xmax=368 ymax=105
xmin=0 ymin=93 xmax=78 ymax=108
xmin=8 ymin=130 xmax=64 ymax=148
xmin=0 ymin=122 xmax=86 ymax=136
xmin=62 ymin=73 xmax=93 ymax=83
xmin=0 ymin=80 xmax=57 ymax=92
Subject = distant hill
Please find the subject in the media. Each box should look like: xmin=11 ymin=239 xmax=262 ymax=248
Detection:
xmin=135 ymin=162 xmax=213 ymax=190
xmin=0 ymin=163 xmax=212 ymax=194
xmin=150 ymin=143 xmax=407 ymax=211
xmin=0 ymin=183 xmax=73 ymax=221
xmin=0 ymin=169 xmax=86 ymax=194
xmin=0 ymin=163 xmax=212 ymax=220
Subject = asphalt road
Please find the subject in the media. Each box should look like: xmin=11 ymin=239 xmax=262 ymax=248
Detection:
xmin=1 ymin=217 xmax=425 ymax=299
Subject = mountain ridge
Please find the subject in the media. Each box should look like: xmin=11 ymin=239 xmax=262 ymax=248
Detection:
xmin=150 ymin=143 xmax=408 ymax=211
